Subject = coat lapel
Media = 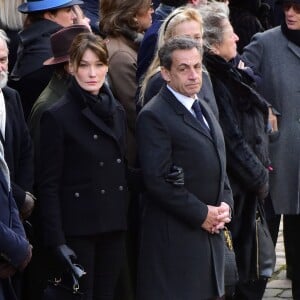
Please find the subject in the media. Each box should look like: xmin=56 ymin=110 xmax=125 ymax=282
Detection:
xmin=81 ymin=106 xmax=122 ymax=147
xmin=162 ymin=87 xmax=213 ymax=140
xmin=287 ymin=40 xmax=300 ymax=59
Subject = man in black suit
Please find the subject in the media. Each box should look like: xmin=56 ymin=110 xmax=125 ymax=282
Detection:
xmin=0 ymin=29 xmax=34 ymax=220
xmin=136 ymin=37 xmax=233 ymax=300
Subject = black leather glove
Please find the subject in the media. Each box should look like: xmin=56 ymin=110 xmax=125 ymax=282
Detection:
xmin=53 ymin=244 xmax=77 ymax=271
xmin=165 ymin=165 xmax=184 ymax=187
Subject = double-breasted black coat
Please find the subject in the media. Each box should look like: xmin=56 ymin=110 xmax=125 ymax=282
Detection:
xmin=36 ymin=82 xmax=128 ymax=247
xmin=136 ymin=85 xmax=233 ymax=300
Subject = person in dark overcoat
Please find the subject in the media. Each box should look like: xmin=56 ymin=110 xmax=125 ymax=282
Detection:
xmin=0 ymin=141 xmax=32 ymax=300
xmin=242 ymin=0 xmax=300 ymax=296
xmin=9 ymin=0 xmax=83 ymax=119
xmin=136 ymin=37 xmax=233 ymax=300
xmin=35 ymin=33 xmax=128 ymax=300
xmin=201 ymin=2 xmax=271 ymax=299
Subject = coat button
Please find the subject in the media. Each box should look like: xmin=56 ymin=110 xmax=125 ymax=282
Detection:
xmin=93 ymin=134 xmax=99 ymax=140
xmin=100 ymin=189 xmax=106 ymax=194
xmin=74 ymin=192 xmax=80 ymax=198
xmin=99 ymin=162 xmax=104 ymax=167
xmin=118 ymin=186 xmax=124 ymax=191
xmin=116 ymin=158 xmax=122 ymax=163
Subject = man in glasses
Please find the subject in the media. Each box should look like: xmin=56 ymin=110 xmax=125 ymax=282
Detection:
xmin=242 ymin=0 xmax=300 ymax=298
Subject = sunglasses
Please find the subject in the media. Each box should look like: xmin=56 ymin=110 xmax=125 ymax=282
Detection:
xmin=283 ymin=2 xmax=300 ymax=13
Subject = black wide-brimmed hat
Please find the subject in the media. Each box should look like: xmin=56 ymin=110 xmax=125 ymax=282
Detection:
xmin=18 ymin=0 xmax=84 ymax=14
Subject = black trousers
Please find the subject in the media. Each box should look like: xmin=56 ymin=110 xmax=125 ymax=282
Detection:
xmin=67 ymin=231 xmax=125 ymax=300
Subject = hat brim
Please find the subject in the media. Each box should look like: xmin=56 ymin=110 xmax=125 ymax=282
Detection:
xmin=18 ymin=0 xmax=83 ymax=14
xmin=44 ymin=54 xmax=69 ymax=66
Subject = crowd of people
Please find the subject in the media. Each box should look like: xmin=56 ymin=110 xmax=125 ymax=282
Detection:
xmin=0 ymin=0 xmax=300 ymax=299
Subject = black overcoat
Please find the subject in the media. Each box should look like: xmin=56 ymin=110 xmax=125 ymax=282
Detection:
xmin=2 ymin=87 xmax=34 ymax=209
xmin=36 ymin=83 xmax=128 ymax=247
xmin=136 ymin=85 xmax=233 ymax=300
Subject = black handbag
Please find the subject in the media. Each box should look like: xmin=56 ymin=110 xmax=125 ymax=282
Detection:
xmin=254 ymin=201 xmax=276 ymax=279
xmin=43 ymin=264 xmax=86 ymax=300
xmin=224 ymin=227 xmax=239 ymax=297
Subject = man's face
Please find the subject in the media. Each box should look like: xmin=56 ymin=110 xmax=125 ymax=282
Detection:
xmin=161 ymin=48 xmax=202 ymax=98
xmin=284 ymin=2 xmax=300 ymax=30
xmin=0 ymin=39 xmax=8 ymax=89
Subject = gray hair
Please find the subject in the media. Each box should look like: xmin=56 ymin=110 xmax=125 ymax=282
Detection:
xmin=0 ymin=29 xmax=9 ymax=45
xmin=198 ymin=1 xmax=229 ymax=52
xmin=0 ymin=0 xmax=25 ymax=30
xmin=158 ymin=37 xmax=203 ymax=70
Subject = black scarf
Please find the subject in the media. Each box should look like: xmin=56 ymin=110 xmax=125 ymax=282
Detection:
xmin=281 ymin=21 xmax=300 ymax=47
xmin=71 ymin=77 xmax=117 ymax=127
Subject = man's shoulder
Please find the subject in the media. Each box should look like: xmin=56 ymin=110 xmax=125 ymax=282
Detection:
xmin=252 ymin=26 xmax=282 ymax=42
xmin=2 ymin=86 xmax=19 ymax=98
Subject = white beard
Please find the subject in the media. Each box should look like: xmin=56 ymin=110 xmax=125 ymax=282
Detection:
xmin=0 ymin=71 xmax=8 ymax=89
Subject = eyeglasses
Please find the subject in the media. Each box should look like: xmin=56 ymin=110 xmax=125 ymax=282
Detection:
xmin=283 ymin=2 xmax=300 ymax=13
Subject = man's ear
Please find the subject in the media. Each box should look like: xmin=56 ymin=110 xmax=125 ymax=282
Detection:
xmin=161 ymin=67 xmax=171 ymax=83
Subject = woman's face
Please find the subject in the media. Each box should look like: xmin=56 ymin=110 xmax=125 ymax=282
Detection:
xmin=213 ymin=19 xmax=238 ymax=61
xmin=173 ymin=20 xmax=203 ymax=45
xmin=136 ymin=1 xmax=154 ymax=32
xmin=70 ymin=49 xmax=108 ymax=95
xmin=284 ymin=2 xmax=300 ymax=30
xmin=50 ymin=7 xmax=76 ymax=27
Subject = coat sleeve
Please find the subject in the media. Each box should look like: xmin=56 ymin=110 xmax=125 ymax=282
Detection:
xmin=136 ymin=109 xmax=208 ymax=229
xmin=241 ymin=32 xmax=264 ymax=83
xmin=0 ymin=194 xmax=29 ymax=268
xmin=37 ymin=110 xmax=65 ymax=247
xmin=214 ymin=83 xmax=268 ymax=192
xmin=9 ymin=89 xmax=34 ymax=209
xmin=108 ymin=50 xmax=137 ymax=133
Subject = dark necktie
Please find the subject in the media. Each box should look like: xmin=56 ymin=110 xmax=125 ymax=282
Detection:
xmin=192 ymin=100 xmax=210 ymax=135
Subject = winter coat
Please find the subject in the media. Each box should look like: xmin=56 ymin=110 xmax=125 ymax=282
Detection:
xmin=204 ymin=53 xmax=270 ymax=281
xmin=242 ymin=26 xmax=300 ymax=214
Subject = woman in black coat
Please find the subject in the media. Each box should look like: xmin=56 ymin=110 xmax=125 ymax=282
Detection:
xmin=200 ymin=3 xmax=271 ymax=299
xmin=9 ymin=0 xmax=83 ymax=119
xmin=36 ymin=33 xmax=128 ymax=300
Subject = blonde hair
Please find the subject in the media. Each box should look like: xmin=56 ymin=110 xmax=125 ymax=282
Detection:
xmin=0 ymin=0 xmax=25 ymax=30
xmin=139 ymin=6 xmax=203 ymax=104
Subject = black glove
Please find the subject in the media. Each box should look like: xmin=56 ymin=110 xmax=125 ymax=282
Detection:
xmin=165 ymin=165 xmax=184 ymax=187
xmin=53 ymin=244 xmax=77 ymax=272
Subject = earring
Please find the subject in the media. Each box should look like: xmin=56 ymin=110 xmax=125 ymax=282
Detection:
xmin=133 ymin=17 xmax=139 ymax=24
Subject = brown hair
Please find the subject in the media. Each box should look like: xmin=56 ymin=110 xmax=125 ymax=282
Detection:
xmin=100 ymin=0 xmax=151 ymax=36
xmin=69 ymin=32 xmax=108 ymax=71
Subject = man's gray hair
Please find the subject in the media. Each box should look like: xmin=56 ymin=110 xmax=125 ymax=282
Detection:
xmin=158 ymin=37 xmax=203 ymax=70
xmin=0 ymin=29 xmax=9 ymax=44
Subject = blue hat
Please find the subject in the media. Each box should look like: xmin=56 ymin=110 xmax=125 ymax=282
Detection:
xmin=18 ymin=0 xmax=84 ymax=14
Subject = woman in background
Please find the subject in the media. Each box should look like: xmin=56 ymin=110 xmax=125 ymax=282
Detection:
xmin=100 ymin=0 xmax=153 ymax=166
xmin=201 ymin=2 xmax=271 ymax=299
xmin=9 ymin=0 xmax=82 ymax=119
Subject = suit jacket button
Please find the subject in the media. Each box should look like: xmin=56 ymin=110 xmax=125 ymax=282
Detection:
xmin=116 ymin=158 xmax=122 ymax=163
xmin=74 ymin=192 xmax=80 ymax=198
xmin=93 ymin=134 xmax=99 ymax=140
xmin=100 ymin=189 xmax=106 ymax=194
xmin=99 ymin=161 xmax=104 ymax=167
xmin=118 ymin=186 xmax=124 ymax=191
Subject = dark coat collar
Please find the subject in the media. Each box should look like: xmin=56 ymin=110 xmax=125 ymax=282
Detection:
xmin=159 ymin=85 xmax=214 ymax=140
xmin=67 ymin=81 xmax=126 ymax=154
